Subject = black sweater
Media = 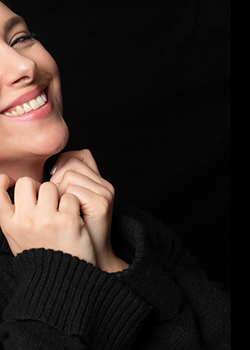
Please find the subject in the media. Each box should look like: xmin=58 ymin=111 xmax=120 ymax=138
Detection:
xmin=0 ymin=205 xmax=231 ymax=349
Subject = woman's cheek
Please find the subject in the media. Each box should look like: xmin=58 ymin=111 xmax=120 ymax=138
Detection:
xmin=0 ymin=41 xmax=67 ymax=159
xmin=33 ymin=42 xmax=62 ymax=87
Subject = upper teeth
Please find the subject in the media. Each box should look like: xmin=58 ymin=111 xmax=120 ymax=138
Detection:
xmin=3 ymin=92 xmax=48 ymax=116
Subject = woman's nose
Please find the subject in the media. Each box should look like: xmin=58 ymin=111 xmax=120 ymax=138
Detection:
xmin=1 ymin=49 xmax=37 ymax=88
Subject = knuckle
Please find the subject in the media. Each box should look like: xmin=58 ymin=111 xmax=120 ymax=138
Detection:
xmin=0 ymin=174 xmax=10 ymax=190
xmin=40 ymin=182 xmax=58 ymax=197
xmin=0 ymin=174 xmax=8 ymax=181
xmin=16 ymin=176 xmax=31 ymax=186
xmin=80 ymin=149 xmax=93 ymax=163
xmin=40 ymin=213 xmax=61 ymax=230
xmin=40 ymin=215 xmax=52 ymax=228
xmin=41 ymin=181 xmax=57 ymax=191
xmin=103 ymin=180 xmax=115 ymax=197
xmin=63 ymin=170 xmax=75 ymax=182
xmin=102 ymin=188 xmax=114 ymax=204
xmin=66 ymin=157 xmax=80 ymax=169
xmin=98 ymin=196 xmax=110 ymax=213
xmin=65 ymin=157 xmax=82 ymax=173
xmin=19 ymin=214 xmax=34 ymax=230
xmin=108 ymin=183 xmax=115 ymax=196
xmin=82 ymin=149 xmax=92 ymax=157
xmin=16 ymin=177 xmax=37 ymax=193
xmin=63 ymin=190 xmax=77 ymax=200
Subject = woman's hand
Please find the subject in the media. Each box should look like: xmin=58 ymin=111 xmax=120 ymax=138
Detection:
xmin=50 ymin=149 xmax=128 ymax=273
xmin=0 ymin=174 xmax=96 ymax=264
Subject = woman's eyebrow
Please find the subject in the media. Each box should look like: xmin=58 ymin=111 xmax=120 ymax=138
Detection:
xmin=4 ymin=15 xmax=26 ymax=35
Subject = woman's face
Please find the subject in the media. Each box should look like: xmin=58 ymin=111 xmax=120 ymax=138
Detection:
xmin=0 ymin=2 xmax=69 ymax=168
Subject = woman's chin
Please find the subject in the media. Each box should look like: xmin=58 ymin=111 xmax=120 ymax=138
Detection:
xmin=45 ymin=126 xmax=69 ymax=158
xmin=31 ymin=121 xmax=69 ymax=159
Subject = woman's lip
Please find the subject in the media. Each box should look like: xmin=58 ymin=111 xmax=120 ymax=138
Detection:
xmin=0 ymin=84 xmax=47 ymax=114
xmin=1 ymin=88 xmax=54 ymax=122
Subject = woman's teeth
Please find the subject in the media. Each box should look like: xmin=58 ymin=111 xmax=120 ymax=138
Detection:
xmin=3 ymin=92 xmax=48 ymax=116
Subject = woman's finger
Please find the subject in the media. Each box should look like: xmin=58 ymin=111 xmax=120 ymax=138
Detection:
xmin=65 ymin=185 xmax=113 ymax=250
xmin=51 ymin=149 xmax=101 ymax=176
xmin=65 ymin=184 xmax=112 ymax=221
xmin=58 ymin=192 xmax=81 ymax=217
xmin=37 ymin=182 xmax=59 ymax=213
xmin=50 ymin=157 xmax=106 ymax=188
xmin=56 ymin=170 xmax=114 ymax=200
xmin=14 ymin=177 xmax=40 ymax=215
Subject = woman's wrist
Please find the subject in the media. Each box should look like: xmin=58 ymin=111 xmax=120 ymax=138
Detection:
xmin=108 ymin=256 xmax=129 ymax=273
xmin=98 ymin=251 xmax=129 ymax=273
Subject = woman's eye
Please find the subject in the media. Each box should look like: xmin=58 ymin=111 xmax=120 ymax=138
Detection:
xmin=10 ymin=32 xmax=36 ymax=48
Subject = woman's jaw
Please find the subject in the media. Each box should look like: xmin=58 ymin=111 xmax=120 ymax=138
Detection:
xmin=0 ymin=122 xmax=69 ymax=183
xmin=0 ymin=81 xmax=70 ymax=183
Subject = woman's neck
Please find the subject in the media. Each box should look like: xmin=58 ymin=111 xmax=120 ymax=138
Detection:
xmin=0 ymin=157 xmax=47 ymax=183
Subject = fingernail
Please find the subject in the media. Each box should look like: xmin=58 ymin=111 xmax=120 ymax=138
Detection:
xmin=50 ymin=165 xmax=58 ymax=175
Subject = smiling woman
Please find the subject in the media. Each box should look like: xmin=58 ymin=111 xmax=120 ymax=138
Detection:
xmin=0 ymin=0 xmax=125 ymax=267
xmin=0 ymin=1 xmax=69 ymax=182
xmin=0 ymin=1 xmax=231 ymax=350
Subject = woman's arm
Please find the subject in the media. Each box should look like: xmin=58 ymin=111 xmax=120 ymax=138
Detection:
xmin=0 ymin=152 xmax=230 ymax=349
xmin=0 ymin=153 xmax=148 ymax=349
xmin=0 ymin=150 xmax=128 ymax=272
xmin=0 ymin=249 xmax=150 ymax=350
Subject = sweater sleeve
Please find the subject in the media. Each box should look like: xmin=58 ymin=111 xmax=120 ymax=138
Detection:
xmin=112 ymin=208 xmax=231 ymax=350
xmin=0 ymin=208 xmax=231 ymax=350
xmin=0 ymin=249 xmax=151 ymax=350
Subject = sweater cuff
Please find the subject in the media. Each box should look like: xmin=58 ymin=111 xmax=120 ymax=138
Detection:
xmin=4 ymin=249 xmax=151 ymax=350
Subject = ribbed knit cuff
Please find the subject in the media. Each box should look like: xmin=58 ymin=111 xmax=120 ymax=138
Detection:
xmin=3 ymin=249 xmax=151 ymax=350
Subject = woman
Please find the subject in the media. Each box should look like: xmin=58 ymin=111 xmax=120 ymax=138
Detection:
xmin=0 ymin=1 xmax=230 ymax=349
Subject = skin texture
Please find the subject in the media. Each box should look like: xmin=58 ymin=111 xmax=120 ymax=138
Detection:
xmin=0 ymin=2 xmax=128 ymax=272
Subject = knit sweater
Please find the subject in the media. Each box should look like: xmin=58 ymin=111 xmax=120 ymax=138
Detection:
xmin=0 ymin=197 xmax=231 ymax=349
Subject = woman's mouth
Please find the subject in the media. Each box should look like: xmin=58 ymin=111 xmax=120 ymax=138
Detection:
xmin=3 ymin=91 xmax=48 ymax=117
xmin=0 ymin=87 xmax=54 ymax=122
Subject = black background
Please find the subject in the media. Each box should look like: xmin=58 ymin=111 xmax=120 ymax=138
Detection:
xmin=9 ymin=0 xmax=230 ymax=289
